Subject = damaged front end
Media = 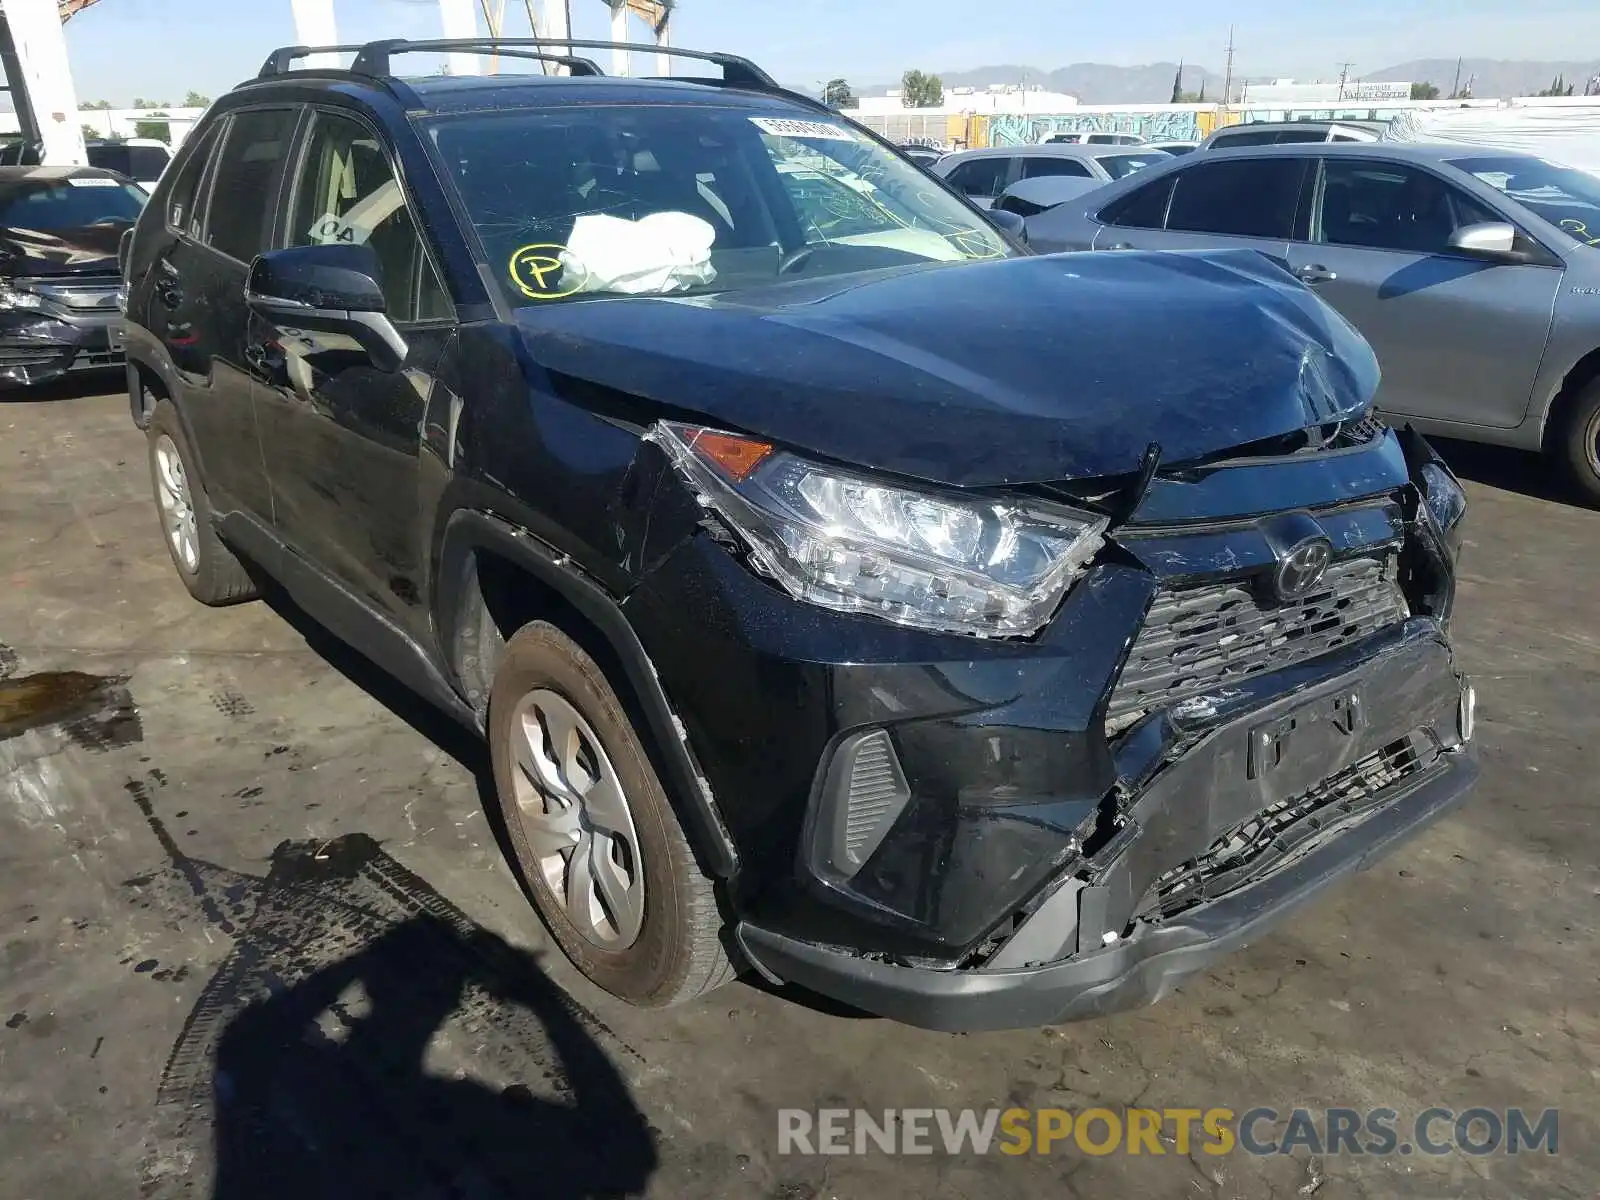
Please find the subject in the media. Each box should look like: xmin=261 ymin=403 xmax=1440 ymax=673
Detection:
xmin=621 ymin=403 xmax=1476 ymax=1032
xmin=0 ymin=275 xmax=124 ymax=388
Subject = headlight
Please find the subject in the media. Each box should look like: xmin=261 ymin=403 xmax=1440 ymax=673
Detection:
xmin=0 ymin=280 xmax=44 ymax=310
xmin=1418 ymin=460 xmax=1466 ymax=557
xmin=1419 ymin=461 xmax=1465 ymax=530
xmin=652 ymin=422 xmax=1107 ymax=638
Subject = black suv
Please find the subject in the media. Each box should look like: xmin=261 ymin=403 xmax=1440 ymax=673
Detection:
xmin=120 ymin=38 xmax=1479 ymax=1032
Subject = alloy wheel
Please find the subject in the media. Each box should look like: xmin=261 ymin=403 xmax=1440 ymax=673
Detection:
xmin=508 ymin=689 xmax=647 ymax=948
xmin=153 ymin=434 xmax=199 ymax=574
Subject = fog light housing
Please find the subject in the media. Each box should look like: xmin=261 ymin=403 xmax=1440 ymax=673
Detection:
xmin=1458 ymin=681 xmax=1476 ymax=744
xmin=810 ymin=728 xmax=911 ymax=882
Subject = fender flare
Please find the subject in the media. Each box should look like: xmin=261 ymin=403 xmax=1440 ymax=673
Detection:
xmin=436 ymin=508 xmax=740 ymax=880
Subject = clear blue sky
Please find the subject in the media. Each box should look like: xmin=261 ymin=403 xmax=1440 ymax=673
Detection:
xmin=62 ymin=0 xmax=1600 ymax=105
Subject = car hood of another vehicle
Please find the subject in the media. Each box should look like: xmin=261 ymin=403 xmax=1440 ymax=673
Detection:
xmin=0 ymin=223 xmax=124 ymax=277
xmin=513 ymin=248 xmax=1380 ymax=488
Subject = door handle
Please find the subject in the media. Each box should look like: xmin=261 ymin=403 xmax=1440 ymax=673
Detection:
xmin=1293 ymin=263 xmax=1338 ymax=284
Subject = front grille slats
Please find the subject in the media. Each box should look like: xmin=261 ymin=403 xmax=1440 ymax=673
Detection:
xmin=1108 ymin=555 xmax=1409 ymax=724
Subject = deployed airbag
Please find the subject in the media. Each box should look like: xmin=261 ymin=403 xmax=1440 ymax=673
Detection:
xmin=560 ymin=211 xmax=718 ymax=295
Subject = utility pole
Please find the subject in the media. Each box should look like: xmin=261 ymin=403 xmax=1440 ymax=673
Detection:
xmin=1450 ymin=56 xmax=1463 ymax=99
xmin=1336 ymin=61 xmax=1354 ymax=101
xmin=1221 ymin=25 xmax=1235 ymax=107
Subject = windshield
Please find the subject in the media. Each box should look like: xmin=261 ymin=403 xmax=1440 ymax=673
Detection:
xmin=0 ymin=177 xmax=146 ymax=230
xmin=425 ymin=105 xmax=1011 ymax=305
xmin=1449 ymin=155 xmax=1600 ymax=245
xmin=1097 ymin=151 xmax=1172 ymax=179
xmin=85 ymin=143 xmax=170 ymax=180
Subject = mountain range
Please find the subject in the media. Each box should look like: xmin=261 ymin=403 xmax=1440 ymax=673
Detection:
xmin=839 ymin=58 xmax=1600 ymax=105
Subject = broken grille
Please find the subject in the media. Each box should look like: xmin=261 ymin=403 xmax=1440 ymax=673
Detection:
xmin=1107 ymin=555 xmax=1409 ymax=728
xmin=1144 ymin=734 xmax=1429 ymax=919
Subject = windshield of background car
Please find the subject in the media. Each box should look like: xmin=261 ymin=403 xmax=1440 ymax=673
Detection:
xmin=1450 ymin=155 xmax=1600 ymax=245
xmin=424 ymin=105 xmax=1012 ymax=305
xmin=0 ymin=177 xmax=146 ymax=230
xmin=1097 ymin=151 xmax=1173 ymax=179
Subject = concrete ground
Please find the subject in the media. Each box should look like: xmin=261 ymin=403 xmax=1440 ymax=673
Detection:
xmin=1 ymin=383 xmax=1594 ymax=1200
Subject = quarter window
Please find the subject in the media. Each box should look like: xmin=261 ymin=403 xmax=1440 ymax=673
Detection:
xmin=204 ymin=108 xmax=299 ymax=262
xmin=166 ymin=121 xmax=222 ymax=236
xmin=1317 ymin=159 xmax=1498 ymax=254
xmin=1165 ymin=158 xmax=1305 ymax=238
xmin=1100 ymin=176 xmax=1174 ymax=229
xmin=943 ymin=157 xmax=1010 ymax=199
xmin=285 ymin=111 xmax=449 ymax=323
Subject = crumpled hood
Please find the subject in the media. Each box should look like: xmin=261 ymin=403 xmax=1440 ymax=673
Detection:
xmin=514 ymin=248 xmax=1380 ymax=488
xmin=0 ymin=224 xmax=123 ymax=276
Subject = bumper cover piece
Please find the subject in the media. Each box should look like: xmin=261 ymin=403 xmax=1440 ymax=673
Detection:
xmin=737 ymin=624 xmax=1476 ymax=1031
xmin=738 ymin=751 xmax=1475 ymax=1031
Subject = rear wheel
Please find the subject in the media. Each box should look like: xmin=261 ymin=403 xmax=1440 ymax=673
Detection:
xmin=487 ymin=621 xmax=734 ymax=1007
xmin=146 ymin=400 xmax=258 ymax=605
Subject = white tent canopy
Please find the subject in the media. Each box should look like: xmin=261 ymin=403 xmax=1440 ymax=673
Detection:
xmin=1385 ymin=103 xmax=1600 ymax=177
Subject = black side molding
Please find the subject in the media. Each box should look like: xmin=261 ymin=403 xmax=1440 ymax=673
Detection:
xmin=437 ymin=509 xmax=740 ymax=880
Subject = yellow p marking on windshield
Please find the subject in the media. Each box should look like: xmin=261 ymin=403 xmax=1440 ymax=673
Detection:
xmin=509 ymin=243 xmax=587 ymax=299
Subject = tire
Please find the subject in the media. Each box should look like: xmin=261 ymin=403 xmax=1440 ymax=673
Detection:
xmin=1558 ymin=378 xmax=1600 ymax=507
xmin=487 ymin=621 xmax=734 ymax=1007
xmin=146 ymin=399 xmax=258 ymax=605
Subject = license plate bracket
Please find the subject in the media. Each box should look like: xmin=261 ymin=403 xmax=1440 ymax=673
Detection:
xmin=1248 ymin=688 xmax=1366 ymax=782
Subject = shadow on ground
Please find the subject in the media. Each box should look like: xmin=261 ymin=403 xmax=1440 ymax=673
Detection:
xmin=0 ymin=369 xmax=126 ymax=405
xmin=1429 ymin=436 xmax=1593 ymax=511
xmin=138 ymin=828 xmax=658 ymax=1200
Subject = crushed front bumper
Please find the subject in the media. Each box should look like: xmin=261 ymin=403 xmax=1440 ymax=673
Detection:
xmin=735 ymin=620 xmax=1476 ymax=1031
xmin=0 ymin=310 xmax=123 ymax=388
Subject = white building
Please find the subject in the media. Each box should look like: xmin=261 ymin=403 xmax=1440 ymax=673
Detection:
xmin=1239 ymin=79 xmax=1413 ymax=106
xmin=854 ymin=84 xmax=1079 ymax=116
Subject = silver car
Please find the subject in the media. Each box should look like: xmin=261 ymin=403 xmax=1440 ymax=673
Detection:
xmin=1025 ymin=142 xmax=1600 ymax=503
xmin=932 ymin=144 xmax=1171 ymax=209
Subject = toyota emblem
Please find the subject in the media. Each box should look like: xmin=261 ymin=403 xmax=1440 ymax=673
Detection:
xmin=1273 ymin=537 xmax=1333 ymax=601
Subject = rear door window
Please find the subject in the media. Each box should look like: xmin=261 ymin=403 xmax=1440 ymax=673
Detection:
xmin=1022 ymin=157 xmax=1093 ymax=179
xmin=943 ymin=156 xmax=1011 ymax=199
xmin=204 ymin=107 xmax=300 ymax=262
xmin=1211 ymin=129 xmax=1283 ymax=148
xmin=1165 ymin=157 xmax=1306 ymax=238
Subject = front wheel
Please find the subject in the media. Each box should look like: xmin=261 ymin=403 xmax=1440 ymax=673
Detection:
xmin=1557 ymin=378 xmax=1600 ymax=507
xmin=487 ymin=621 xmax=735 ymax=1007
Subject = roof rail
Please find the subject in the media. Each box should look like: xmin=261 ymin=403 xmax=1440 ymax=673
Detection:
xmin=258 ymin=44 xmax=371 ymax=78
xmin=258 ymin=41 xmax=605 ymax=80
xmin=346 ymin=37 xmax=777 ymax=88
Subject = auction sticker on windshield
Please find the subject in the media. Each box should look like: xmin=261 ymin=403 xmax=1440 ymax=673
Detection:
xmin=750 ymin=117 xmax=857 ymax=142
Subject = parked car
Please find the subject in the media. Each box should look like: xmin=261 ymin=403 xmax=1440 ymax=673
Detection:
xmin=84 ymin=138 xmax=173 ymax=190
xmin=1145 ymin=139 xmax=1199 ymax=156
xmin=0 ymin=165 xmax=142 ymax=388
xmin=121 ymin=38 xmax=1477 ymax=1032
xmin=898 ymin=143 xmax=945 ymax=168
xmin=1198 ymin=120 xmax=1385 ymax=151
xmin=1042 ymin=131 xmax=1146 ymax=145
xmin=933 ymin=144 xmax=1172 ymax=208
xmin=1023 ymin=142 xmax=1600 ymax=503
xmin=993 ymin=174 xmax=1108 ymax=219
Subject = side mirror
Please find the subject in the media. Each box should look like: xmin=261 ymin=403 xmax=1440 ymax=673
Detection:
xmin=987 ymin=208 xmax=1027 ymax=238
xmin=246 ymin=243 xmax=406 ymax=372
xmin=1446 ymin=221 xmax=1523 ymax=261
